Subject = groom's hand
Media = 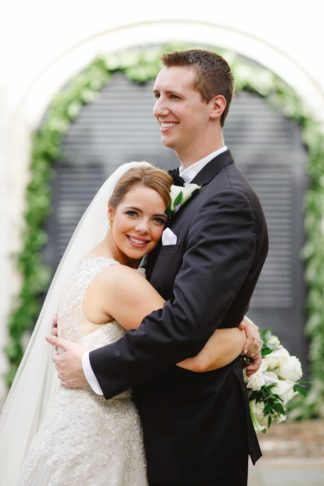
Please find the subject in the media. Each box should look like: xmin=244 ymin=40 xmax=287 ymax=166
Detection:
xmin=46 ymin=335 xmax=88 ymax=388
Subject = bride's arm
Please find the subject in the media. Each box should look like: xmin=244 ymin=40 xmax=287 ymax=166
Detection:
xmin=176 ymin=327 xmax=245 ymax=372
xmin=179 ymin=315 xmax=262 ymax=372
xmin=87 ymin=265 xmax=253 ymax=372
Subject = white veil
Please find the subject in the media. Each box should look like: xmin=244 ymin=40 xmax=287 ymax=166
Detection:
xmin=0 ymin=161 xmax=151 ymax=484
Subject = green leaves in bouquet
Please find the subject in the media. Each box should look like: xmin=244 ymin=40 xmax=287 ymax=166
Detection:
xmin=293 ymin=381 xmax=308 ymax=397
xmin=250 ymin=384 xmax=286 ymax=430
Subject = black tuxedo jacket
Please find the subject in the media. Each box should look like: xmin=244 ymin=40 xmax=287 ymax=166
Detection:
xmin=90 ymin=150 xmax=268 ymax=483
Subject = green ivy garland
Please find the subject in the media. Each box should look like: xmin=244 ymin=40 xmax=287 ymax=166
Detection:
xmin=6 ymin=45 xmax=324 ymax=418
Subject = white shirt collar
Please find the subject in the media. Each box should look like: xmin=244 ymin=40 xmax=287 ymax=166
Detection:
xmin=179 ymin=146 xmax=228 ymax=183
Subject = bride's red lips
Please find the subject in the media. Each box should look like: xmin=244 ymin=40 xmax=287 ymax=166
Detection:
xmin=126 ymin=235 xmax=150 ymax=247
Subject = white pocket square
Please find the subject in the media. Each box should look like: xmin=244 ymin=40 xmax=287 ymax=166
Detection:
xmin=162 ymin=227 xmax=177 ymax=246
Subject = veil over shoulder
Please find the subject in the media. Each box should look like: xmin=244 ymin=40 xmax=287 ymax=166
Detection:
xmin=0 ymin=161 xmax=152 ymax=484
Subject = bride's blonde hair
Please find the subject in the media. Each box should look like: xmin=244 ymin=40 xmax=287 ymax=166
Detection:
xmin=109 ymin=165 xmax=173 ymax=209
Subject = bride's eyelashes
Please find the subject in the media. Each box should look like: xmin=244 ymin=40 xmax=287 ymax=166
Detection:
xmin=124 ymin=210 xmax=139 ymax=218
xmin=124 ymin=210 xmax=167 ymax=227
xmin=152 ymin=216 xmax=168 ymax=226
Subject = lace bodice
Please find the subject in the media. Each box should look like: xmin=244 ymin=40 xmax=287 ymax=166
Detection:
xmin=20 ymin=254 xmax=147 ymax=485
xmin=58 ymin=253 xmax=131 ymax=400
xmin=58 ymin=254 xmax=122 ymax=343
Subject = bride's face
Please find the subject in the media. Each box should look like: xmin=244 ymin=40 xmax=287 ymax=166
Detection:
xmin=108 ymin=184 xmax=168 ymax=266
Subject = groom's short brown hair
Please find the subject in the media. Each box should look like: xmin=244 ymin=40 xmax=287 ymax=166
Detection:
xmin=161 ymin=49 xmax=234 ymax=127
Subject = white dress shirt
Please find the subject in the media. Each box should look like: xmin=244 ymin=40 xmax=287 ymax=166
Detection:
xmin=179 ymin=146 xmax=228 ymax=182
xmin=82 ymin=145 xmax=228 ymax=395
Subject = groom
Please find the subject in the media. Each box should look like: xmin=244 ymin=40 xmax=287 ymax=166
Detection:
xmin=49 ymin=49 xmax=268 ymax=485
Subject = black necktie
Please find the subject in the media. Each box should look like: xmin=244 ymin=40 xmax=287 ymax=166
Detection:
xmin=168 ymin=168 xmax=185 ymax=186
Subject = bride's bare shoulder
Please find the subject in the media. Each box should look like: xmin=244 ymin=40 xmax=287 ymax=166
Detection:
xmin=95 ymin=263 xmax=147 ymax=292
xmin=85 ymin=260 xmax=163 ymax=328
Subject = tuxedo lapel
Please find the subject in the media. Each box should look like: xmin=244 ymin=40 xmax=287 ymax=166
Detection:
xmin=145 ymin=150 xmax=234 ymax=279
xmin=191 ymin=149 xmax=234 ymax=186
xmin=167 ymin=150 xmax=234 ymax=224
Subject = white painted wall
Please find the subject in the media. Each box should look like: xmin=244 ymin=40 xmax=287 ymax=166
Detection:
xmin=0 ymin=0 xmax=323 ymax=399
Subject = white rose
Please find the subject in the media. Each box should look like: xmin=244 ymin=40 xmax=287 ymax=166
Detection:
xmin=169 ymin=183 xmax=200 ymax=212
xmin=277 ymin=355 xmax=303 ymax=382
xmin=183 ymin=183 xmax=200 ymax=199
xmin=272 ymin=380 xmax=297 ymax=404
xmin=246 ymin=368 xmax=266 ymax=391
xmin=263 ymin=371 xmax=279 ymax=386
xmin=249 ymin=400 xmax=268 ymax=432
xmin=267 ymin=334 xmax=281 ymax=350
xmin=263 ymin=347 xmax=290 ymax=370
xmin=277 ymin=413 xmax=287 ymax=424
xmin=258 ymin=359 xmax=270 ymax=373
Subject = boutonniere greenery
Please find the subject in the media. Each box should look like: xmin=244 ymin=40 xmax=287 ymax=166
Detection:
xmin=166 ymin=183 xmax=201 ymax=218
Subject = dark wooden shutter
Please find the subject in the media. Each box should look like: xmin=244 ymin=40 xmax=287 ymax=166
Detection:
xmin=224 ymin=92 xmax=308 ymax=368
xmin=45 ymin=73 xmax=308 ymax=369
xmin=44 ymin=165 xmax=104 ymax=267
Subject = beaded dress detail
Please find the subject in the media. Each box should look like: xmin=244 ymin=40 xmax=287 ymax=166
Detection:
xmin=19 ymin=255 xmax=147 ymax=486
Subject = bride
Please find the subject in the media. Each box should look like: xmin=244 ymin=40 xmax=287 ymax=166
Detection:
xmin=0 ymin=162 xmax=257 ymax=485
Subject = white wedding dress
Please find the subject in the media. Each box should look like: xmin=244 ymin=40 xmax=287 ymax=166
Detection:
xmin=19 ymin=254 xmax=148 ymax=486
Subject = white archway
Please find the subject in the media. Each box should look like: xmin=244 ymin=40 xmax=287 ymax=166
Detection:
xmin=10 ymin=19 xmax=324 ymax=235
xmin=16 ymin=20 xmax=324 ymax=129
xmin=1 ymin=19 xmax=323 ymax=398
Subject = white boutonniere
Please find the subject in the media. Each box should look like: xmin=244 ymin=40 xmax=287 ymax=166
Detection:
xmin=166 ymin=183 xmax=201 ymax=218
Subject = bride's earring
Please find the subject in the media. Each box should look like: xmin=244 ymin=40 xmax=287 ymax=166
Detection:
xmin=107 ymin=207 xmax=114 ymax=230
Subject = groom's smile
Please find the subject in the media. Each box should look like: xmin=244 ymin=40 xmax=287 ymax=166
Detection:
xmin=153 ymin=65 xmax=216 ymax=165
xmin=159 ymin=121 xmax=178 ymax=132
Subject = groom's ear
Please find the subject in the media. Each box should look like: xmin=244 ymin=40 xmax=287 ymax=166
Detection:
xmin=208 ymin=94 xmax=226 ymax=121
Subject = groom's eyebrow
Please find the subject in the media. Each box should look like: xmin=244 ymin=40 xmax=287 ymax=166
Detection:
xmin=153 ymin=88 xmax=183 ymax=98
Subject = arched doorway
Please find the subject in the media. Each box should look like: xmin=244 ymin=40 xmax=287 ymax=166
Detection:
xmin=43 ymin=71 xmax=308 ymax=370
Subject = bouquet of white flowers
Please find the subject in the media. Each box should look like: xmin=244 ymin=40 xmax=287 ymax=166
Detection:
xmin=244 ymin=329 xmax=306 ymax=433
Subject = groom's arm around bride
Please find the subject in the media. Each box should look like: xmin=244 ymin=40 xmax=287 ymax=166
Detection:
xmin=49 ymin=49 xmax=268 ymax=485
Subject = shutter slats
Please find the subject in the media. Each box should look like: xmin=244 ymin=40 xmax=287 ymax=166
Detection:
xmin=42 ymin=70 xmax=308 ymax=373
xmin=48 ymin=74 xmax=307 ymax=315
xmin=49 ymin=165 xmax=104 ymax=265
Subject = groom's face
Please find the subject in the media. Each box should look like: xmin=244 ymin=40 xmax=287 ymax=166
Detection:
xmin=153 ymin=66 xmax=212 ymax=161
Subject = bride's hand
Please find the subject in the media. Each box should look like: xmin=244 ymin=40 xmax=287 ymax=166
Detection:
xmin=46 ymin=335 xmax=88 ymax=388
xmin=239 ymin=316 xmax=261 ymax=356
xmin=52 ymin=314 xmax=58 ymax=336
xmin=239 ymin=316 xmax=262 ymax=375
